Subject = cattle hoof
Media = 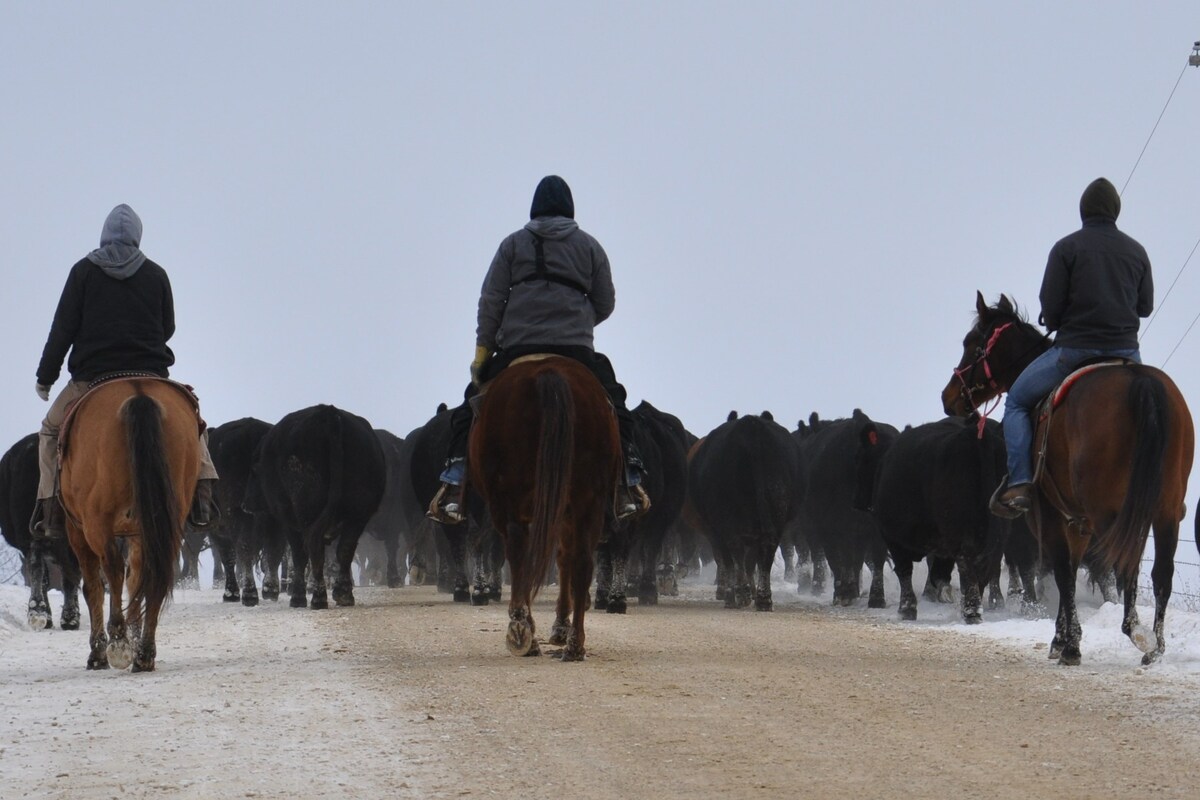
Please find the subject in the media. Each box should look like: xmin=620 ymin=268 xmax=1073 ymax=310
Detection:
xmin=898 ymin=603 xmax=917 ymax=621
xmin=309 ymin=596 xmax=329 ymax=610
xmin=87 ymin=655 xmax=109 ymax=670
xmin=242 ymin=593 xmax=260 ymax=608
xmin=289 ymin=595 xmax=307 ymax=608
xmin=131 ymin=660 xmax=155 ymax=673
xmin=754 ymin=598 xmax=773 ymax=612
xmin=334 ymin=595 xmax=355 ymax=607
xmin=489 ymin=588 xmax=502 ymax=602
xmin=453 ymin=588 xmax=471 ymax=603
xmin=963 ymin=611 xmax=983 ymax=625
xmin=223 ymin=592 xmax=240 ymax=603
xmin=60 ymin=616 xmax=79 ymax=631
xmin=1057 ymin=649 xmax=1082 ymax=666
xmin=606 ymin=597 xmax=627 ymax=614
xmin=470 ymin=592 xmax=489 ymax=606
xmin=638 ymin=592 xmax=659 ymax=606
xmin=868 ymin=594 xmax=886 ymax=609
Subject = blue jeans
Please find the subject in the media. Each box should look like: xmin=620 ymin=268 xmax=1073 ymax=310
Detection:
xmin=1003 ymin=345 xmax=1140 ymax=485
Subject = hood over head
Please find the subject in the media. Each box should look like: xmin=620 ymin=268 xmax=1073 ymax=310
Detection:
xmin=529 ymin=175 xmax=574 ymax=220
xmin=1079 ymin=177 xmax=1121 ymax=223
xmin=87 ymin=203 xmax=147 ymax=279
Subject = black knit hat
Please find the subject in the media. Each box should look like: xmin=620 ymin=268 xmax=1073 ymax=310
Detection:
xmin=1079 ymin=177 xmax=1121 ymax=222
xmin=530 ymin=175 xmax=575 ymax=219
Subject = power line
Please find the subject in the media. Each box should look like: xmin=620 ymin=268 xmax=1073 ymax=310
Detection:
xmin=1121 ymin=59 xmax=1191 ymax=196
xmin=1142 ymin=236 xmax=1200 ymax=342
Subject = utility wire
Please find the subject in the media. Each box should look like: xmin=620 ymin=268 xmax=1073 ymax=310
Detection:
xmin=1121 ymin=61 xmax=1190 ymax=196
xmin=1142 ymin=236 xmax=1200 ymax=342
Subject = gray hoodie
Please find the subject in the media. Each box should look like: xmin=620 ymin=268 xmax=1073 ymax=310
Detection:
xmin=86 ymin=203 xmax=147 ymax=279
xmin=475 ymin=216 xmax=616 ymax=351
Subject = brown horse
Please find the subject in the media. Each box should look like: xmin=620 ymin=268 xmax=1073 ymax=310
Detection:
xmin=59 ymin=378 xmax=201 ymax=672
xmin=468 ymin=356 xmax=621 ymax=661
xmin=942 ymin=292 xmax=1194 ymax=665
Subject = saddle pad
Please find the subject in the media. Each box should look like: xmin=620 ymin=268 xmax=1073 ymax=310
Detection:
xmin=1051 ymin=360 xmax=1127 ymax=408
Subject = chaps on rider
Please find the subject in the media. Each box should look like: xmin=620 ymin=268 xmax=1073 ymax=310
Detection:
xmin=428 ymin=175 xmax=651 ymax=525
xmin=31 ymin=204 xmax=220 ymax=540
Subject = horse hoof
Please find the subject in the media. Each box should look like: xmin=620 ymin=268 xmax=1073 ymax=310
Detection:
xmin=548 ymin=627 xmax=569 ymax=646
xmin=107 ymin=641 xmax=134 ymax=671
xmin=87 ymin=657 xmax=109 ymax=670
xmin=132 ymin=659 xmax=155 ymax=673
xmin=28 ymin=612 xmax=50 ymax=631
xmin=1141 ymin=650 xmax=1162 ymax=666
xmin=1130 ymin=624 xmax=1158 ymax=654
xmin=506 ymin=620 xmax=536 ymax=656
xmin=560 ymin=645 xmax=585 ymax=662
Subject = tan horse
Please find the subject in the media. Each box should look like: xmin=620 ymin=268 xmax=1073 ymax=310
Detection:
xmin=59 ymin=378 xmax=201 ymax=672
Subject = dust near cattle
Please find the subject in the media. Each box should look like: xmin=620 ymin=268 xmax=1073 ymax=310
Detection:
xmin=341 ymin=585 xmax=1200 ymax=799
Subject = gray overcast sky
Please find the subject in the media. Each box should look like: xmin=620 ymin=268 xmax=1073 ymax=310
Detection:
xmin=3 ymin=4 xmax=1199 ymax=498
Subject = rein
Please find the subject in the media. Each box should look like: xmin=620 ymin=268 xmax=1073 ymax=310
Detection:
xmin=952 ymin=322 xmax=1014 ymax=438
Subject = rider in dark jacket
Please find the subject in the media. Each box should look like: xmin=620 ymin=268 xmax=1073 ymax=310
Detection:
xmin=428 ymin=176 xmax=649 ymax=524
xmin=32 ymin=204 xmax=219 ymax=538
xmin=994 ymin=177 xmax=1152 ymax=515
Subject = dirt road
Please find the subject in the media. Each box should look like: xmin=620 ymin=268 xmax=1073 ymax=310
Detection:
xmin=4 ymin=581 xmax=1200 ymax=799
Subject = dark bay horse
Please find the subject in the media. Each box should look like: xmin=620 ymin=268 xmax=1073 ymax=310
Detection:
xmin=943 ymin=292 xmax=1193 ymax=665
xmin=468 ymin=356 xmax=621 ymax=661
xmin=59 ymin=378 xmax=201 ymax=672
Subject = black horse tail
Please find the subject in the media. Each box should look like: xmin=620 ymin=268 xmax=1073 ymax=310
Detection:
xmin=124 ymin=393 xmax=181 ymax=615
xmin=527 ymin=369 xmax=575 ymax=596
xmin=1108 ymin=371 xmax=1169 ymax=581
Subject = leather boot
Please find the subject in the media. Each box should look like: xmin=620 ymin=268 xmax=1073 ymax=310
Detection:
xmin=188 ymin=478 xmax=220 ymax=527
xmin=427 ymin=483 xmax=465 ymax=525
xmin=30 ymin=496 xmax=66 ymax=540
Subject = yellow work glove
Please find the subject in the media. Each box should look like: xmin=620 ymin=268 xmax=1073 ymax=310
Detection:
xmin=470 ymin=345 xmax=492 ymax=387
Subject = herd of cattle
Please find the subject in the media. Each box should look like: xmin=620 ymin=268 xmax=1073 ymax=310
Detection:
xmin=1 ymin=399 xmax=1125 ymax=635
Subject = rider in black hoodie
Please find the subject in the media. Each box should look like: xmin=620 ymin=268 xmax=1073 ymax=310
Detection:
xmin=32 ymin=204 xmax=219 ymax=538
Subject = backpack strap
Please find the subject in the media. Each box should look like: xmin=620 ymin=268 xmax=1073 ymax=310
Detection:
xmin=512 ymin=232 xmax=591 ymax=297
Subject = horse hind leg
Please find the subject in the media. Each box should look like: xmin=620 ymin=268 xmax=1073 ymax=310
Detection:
xmin=73 ymin=544 xmax=110 ymax=670
xmin=105 ymin=540 xmax=136 ymax=670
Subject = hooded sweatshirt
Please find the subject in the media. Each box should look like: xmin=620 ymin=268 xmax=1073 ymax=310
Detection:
xmin=36 ymin=205 xmax=175 ymax=385
xmin=1038 ymin=178 xmax=1153 ymax=350
xmin=476 ymin=178 xmax=615 ymax=351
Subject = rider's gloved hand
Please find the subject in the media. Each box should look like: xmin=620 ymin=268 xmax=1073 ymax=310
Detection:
xmin=35 ymin=382 xmax=51 ymax=402
xmin=470 ymin=345 xmax=491 ymax=387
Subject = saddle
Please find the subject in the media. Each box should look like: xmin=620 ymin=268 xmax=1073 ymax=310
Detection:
xmin=468 ymin=354 xmax=605 ymax=416
xmin=1031 ymin=359 xmax=1130 ymax=485
xmin=58 ymin=373 xmax=205 ymax=461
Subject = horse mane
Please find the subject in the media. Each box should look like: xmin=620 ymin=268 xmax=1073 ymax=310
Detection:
xmin=976 ymin=295 xmax=1049 ymax=346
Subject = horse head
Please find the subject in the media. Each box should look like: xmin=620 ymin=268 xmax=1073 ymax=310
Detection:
xmin=942 ymin=290 xmax=1050 ymax=417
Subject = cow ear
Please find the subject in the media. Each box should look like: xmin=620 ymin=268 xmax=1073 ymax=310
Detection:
xmin=727 ymin=410 xmax=738 ymax=422
xmin=975 ymin=290 xmax=988 ymax=317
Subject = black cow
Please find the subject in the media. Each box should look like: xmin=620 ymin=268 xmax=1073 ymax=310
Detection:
xmin=786 ymin=413 xmax=829 ymax=596
xmin=246 ymin=405 xmax=385 ymax=609
xmin=794 ymin=409 xmax=896 ymax=607
xmin=595 ymin=400 xmax=689 ymax=612
xmin=359 ymin=429 xmax=411 ymax=588
xmin=405 ymin=405 xmax=475 ymax=602
xmin=205 ymin=417 xmax=286 ymax=606
xmin=0 ymin=433 xmax=80 ymax=630
xmin=858 ymin=416 xmax=1009 ymax=624
xmin=689 ymin=411 xmax=805 ymax=610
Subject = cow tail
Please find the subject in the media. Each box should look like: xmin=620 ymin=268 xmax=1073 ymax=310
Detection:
xmin=527 ymin=370 xmax=575 ymax=594
xmin=124 ymin=393 xmax=180 ymax=614
xmin=1107 ymin=372 xmax=1169 ymax=581
xmin=305 ymin=410 xmax=345 ymax=543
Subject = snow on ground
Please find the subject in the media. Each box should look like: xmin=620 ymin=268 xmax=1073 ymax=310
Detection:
xmin=3 ymin=554 xmax=1200 ymax=798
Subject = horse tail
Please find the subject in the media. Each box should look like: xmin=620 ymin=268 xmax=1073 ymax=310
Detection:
xmin=124 ymin=393 xmax=181 ymax=613
xmin=1107 ymin=371 xmax=1170 ymax=581
xmin=527 ymin=369 xmax=575 ymax=593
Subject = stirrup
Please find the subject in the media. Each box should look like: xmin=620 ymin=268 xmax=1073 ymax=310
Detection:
xmin=616 ymin=485 xmax=651 ymax=521
xmin=427 ymin=483 xmax=465 ymax=525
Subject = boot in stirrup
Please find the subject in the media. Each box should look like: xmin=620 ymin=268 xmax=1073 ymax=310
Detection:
xmin=188 ymin=478 xmax=221 ymax=527
xmin=616 ymin=463 xmax=651 ymax=521
xmin=29 ymin=496 xmax=66 ymax=541
xmin=427 ymin=459 xmax=466 ymax=525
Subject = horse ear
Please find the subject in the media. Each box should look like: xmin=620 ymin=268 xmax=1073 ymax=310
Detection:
xmin=998 ymin=294 xmax=1014 ymax=313
xmin=975 ymin=290 xmax=988 ymax=316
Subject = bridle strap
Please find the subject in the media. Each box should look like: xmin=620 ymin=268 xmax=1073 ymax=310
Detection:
xmin=953 ymin=321 xmax=1014 ymax=438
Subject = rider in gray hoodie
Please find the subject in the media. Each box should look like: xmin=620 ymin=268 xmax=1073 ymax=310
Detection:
xmin=429 ymin=176 xmax=648 ymax=524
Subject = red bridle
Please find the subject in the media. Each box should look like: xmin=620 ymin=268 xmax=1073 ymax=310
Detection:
xmin=952 ymin=322 xmax=1013 ymax=437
